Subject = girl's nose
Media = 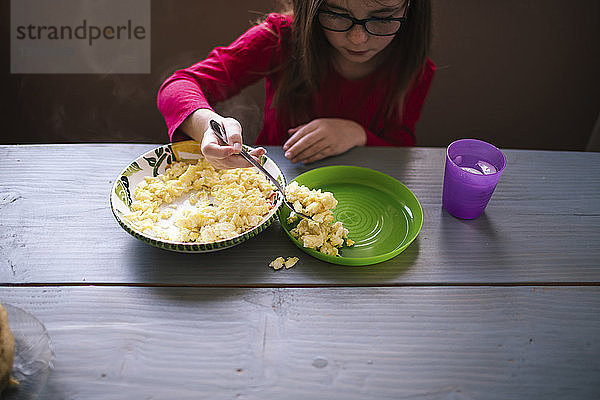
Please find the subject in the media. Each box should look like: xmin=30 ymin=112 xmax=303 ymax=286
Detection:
xmin=346 ymin=23 xmax=369 ymax=45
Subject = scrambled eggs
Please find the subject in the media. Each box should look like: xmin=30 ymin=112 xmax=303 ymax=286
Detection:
xmin=269 ymin=256 xmax=299 ymax=270
xmin=123 ymin=158 xmax=275 ymax=243
xmin=286 ymin=182 xmax=354 ymax=256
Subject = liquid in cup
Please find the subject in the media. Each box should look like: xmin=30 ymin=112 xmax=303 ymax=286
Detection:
xmin=452 ymin=155 xmax=497 ymax=175
xmin=442 ymin=139 xmax=506 ymax=219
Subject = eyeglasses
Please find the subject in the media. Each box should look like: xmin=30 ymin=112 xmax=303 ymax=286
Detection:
xmin=317 ymin=8 xmax=409 ymax=36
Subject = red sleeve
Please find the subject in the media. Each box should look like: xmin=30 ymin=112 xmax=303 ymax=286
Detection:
xmin=157 ymin=14 xmax=292 ymax=141
xmin=364 ymin=58 xmax=436 ymax=146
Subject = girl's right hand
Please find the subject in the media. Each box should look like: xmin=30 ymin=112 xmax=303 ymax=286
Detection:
xmin=201 ymin=117 xmax=266 ymax=170
xmin=181 ymin=109 xmax=265 ymax=169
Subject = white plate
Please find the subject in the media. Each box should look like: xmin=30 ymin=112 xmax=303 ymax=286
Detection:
xmin=110 ymin=141 xmax=285 ymax=252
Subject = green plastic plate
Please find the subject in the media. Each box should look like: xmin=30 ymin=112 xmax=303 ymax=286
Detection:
xmin=279 ymin=166 xmax=423 ymax=266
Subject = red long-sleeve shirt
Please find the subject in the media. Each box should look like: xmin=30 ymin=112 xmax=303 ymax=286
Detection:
xmin=157 ymin=13 xmax=435 ymax=146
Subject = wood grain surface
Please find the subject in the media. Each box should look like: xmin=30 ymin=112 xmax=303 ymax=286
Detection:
xmin=1 ymin=286 xmax=599 ymax=400
xmin=1 ymin=144 xmax=599 ymax=399
xmin=1 ymin=145 xmax=599 ymax=285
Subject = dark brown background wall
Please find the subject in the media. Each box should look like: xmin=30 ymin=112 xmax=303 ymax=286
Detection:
xmin=2 ymin=0 xmax=599 ymax=150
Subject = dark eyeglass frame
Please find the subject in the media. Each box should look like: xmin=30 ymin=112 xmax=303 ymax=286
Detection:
xmin=316 ymin=2 xmax=410 ymax=37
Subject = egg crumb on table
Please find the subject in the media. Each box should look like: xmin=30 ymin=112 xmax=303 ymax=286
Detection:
xmin=285 ymin=182 xmax=353 ymax=256
xmin=284 ymin=257 xmax=299 ymax=268
xmin=269 ymin=256 xmax=299 ymax=270
xmin=269 ymin=257 xmax=285 ymax=270
xmin=123 ymin=158 xmax=276 ymax=243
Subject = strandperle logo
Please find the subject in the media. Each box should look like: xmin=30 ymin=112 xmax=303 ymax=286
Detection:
xmin=15 ymin=19 xmax=147 ymax=47
xmin=11 ymin=0 xmax=150 ymax=74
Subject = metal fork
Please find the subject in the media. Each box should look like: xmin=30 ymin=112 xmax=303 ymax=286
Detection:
xmin=209 ymin=120 xmax=313 ymax=221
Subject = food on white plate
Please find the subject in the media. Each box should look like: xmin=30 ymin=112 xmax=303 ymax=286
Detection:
xmin=123 ymin=159 xmax=277 ymax=243
xmin=0 ymin=303 xmax=17 ymax=393
xmin=285 ymin=182 xmax=354 ymax=256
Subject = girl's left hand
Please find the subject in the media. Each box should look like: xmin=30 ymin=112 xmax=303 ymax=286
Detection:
xmin=283 ymin=118 xmax=367 ymax=164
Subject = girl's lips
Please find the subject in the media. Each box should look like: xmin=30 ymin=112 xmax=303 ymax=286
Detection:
xmin=345 ymin=49 xmax=369 ymax=56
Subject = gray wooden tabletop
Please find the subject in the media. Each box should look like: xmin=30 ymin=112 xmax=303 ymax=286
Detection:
xmin=1 ymin=144 xmax=599 ymax=399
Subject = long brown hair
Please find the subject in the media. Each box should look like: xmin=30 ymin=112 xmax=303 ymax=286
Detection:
xmin=272 ymin=0 xmax=431 ymax=126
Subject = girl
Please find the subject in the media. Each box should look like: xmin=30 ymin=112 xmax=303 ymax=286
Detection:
xmin=158 ymin=0 xmax=434 ymax=169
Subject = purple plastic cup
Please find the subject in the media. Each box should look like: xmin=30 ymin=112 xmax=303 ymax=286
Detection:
xmin=442 ymin=139 xmax=507 ymax=219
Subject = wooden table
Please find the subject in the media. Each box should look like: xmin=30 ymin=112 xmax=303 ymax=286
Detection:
xmin=1 ymin=144 xmax=599 ymax=399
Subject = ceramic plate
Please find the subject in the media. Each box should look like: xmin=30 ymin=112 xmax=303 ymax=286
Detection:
xmin=110 ymin=140 xmax=284 ymax=252
xmin=3 ymin=304 xmax=53 ymax=400
xmin=279 ymin=166 xmax=423 ymax=266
